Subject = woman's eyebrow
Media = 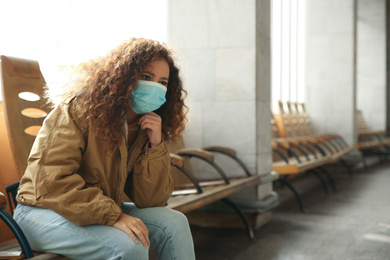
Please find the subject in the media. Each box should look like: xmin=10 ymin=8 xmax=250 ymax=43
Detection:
xmin=142 ymin=71 xmax=155 ymax=76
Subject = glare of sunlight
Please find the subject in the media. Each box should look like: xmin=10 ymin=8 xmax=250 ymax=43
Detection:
xmin=271 ymin=0 xmax=306 ymax=113
xmin=18 ymin=92 xmax=41 ymax=102
xmin=363 ymin=233 xmax=390 ymax=244
xmin=0 ymin=0 xmax=167 ymax=100
xmin=378 ymin=223 xmax=390 ymax=229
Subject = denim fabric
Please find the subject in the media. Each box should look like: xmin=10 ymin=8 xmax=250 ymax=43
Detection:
xmin=14 ymin=203 xmax=195 ymax=260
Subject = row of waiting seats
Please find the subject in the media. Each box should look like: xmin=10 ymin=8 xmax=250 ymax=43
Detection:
xmin=357 ymin=110 xmax=390 ymax=161
xmin=271 ymin=101 xmax=360 ymax=212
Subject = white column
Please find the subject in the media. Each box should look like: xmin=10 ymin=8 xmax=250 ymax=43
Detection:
xmin=306 ymin=0 xmax=357 ymax=145
xmin=357 ymin=0 xmax=386 ymax=130
xmin=168 ymin=0 xmax=275 ymax=228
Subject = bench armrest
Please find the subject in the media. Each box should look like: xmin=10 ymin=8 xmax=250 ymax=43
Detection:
xmin=170 ymin=154 xmax=202 ymax=194
xmin=203 ymin=146 xmax=236 ymax=157
xmin=170 ymin=153 xmax=184 ymax=168
xmin=203 ymin=146 xmax=252 ymax=177
xmin=176 ymin=148 xmax=230 ymax=184
xmin=176 ymin=148 xmax=214 ymax=163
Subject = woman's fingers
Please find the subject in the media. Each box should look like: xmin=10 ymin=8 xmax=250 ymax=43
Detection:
xmin=123 ymin=227 xmax=139 ymax=244
xmin=129 ymin=226 xmax=149 ymax=247
xmin=138 ymin=112 xmax=161 ymax=125
xmin=125 ymin=228 xmax=149 ymax=248
xmin=113 ymin=213 xmax=150 ymax=247
xmin=138 ymin=112 xmax=162 ymax=147
xmin=131 ymin=218 xmax=149 ymax=247
xmin=140 ymin=122 xmax=157 ymax=131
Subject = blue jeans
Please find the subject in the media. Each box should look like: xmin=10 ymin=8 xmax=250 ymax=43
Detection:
xmin=14 ymin=203 xmax=195 ymax=260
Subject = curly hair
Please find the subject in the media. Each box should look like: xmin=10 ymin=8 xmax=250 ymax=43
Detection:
xmin=52 ymin=38 xmax=187 ymax=149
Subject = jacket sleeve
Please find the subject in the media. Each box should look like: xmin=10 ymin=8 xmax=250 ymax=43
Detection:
xmin=125 ymin=141 xmax=174 ymax=208
xmin=26 ymin=103 xmax=122 ymax=226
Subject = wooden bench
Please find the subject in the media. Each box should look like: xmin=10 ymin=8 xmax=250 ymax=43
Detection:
xmin=168 ymin=152 xmax=260 ymax=215
xmin=0 ymin=55 xmax=262 ymax=258
xmin=274 ymin=101 xmax=356 ymax=170
xmin=271 ymin=138 xmax=332 ymax=212
xmin=271 ymin=140 xmax=330 ymax=175
xmin=167 ymin=145 xmax=262 ymax=238
xmin=356 ymin=110 xmax=390 ymax=160
xmin=270 ymin=101 xmax=356 ymax=211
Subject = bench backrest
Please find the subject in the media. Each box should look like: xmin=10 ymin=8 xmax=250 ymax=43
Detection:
xmin=273 ymin=101 xmax=316 ymax=138
xmin=356 ymin=110 xmax=369 ymax=133
xmin=0 ymin=55 xmax=50 ymax=177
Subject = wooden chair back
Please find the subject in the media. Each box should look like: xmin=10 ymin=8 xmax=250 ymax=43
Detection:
xmin=356 ymin=110 xmax=369 ymax=133
xmin=271 ymin=113 xmax=281 ymax=139
xmin=0 ymin=55 xmax=51 ymax=178
xmin=273 ymin=101 xmax=291 ymax=138
xmin=297 ymin=103 xmax=316 ymax=136
xmin=285 ymin=101 xmax=301 ymax=137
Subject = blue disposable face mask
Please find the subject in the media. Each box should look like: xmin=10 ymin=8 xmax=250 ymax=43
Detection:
xmin=130 ymin=80 xmax=167 ymax=114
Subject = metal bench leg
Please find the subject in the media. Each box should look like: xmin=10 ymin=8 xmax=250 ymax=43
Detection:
xmin=339 ymin=159 xmax=354 ymax=177
xmin=317 ymin=167 xmax=337 ymax=192
xmin=361 ymin=156 xmax=368 ymax=169
xmin=221 ymin=198 xmax=255 ymax=240
xmin=276 ymin=179 xmax=305 ymax=213
xmin=0 ymin=209 xmax=34 ymax=258
xmin=307 ymin=169 xmax=329 ymax=194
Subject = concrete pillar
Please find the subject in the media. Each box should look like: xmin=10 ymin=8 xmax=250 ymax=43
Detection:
xmin=357 ymin=0 xmax=386 ymax=130
xmin=306 ymin=0 xmax=357 ymax=145
xmin=167 ymin=0 xmax=276 ymax=228
xmin=387 ymin=0 xmax=390 ymax=133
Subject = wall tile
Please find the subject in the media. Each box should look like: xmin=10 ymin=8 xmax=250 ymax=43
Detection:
xmin=357 ymin=0 xmax=386 ymax=130
xmin=179 ymin=49 xmax=216 ymax=102
xmin=183 ymin=101 xmax=204 ymax=149
xmin=168 ymin=0 xmax=273 ymax=205
xmin=215 ymin=47 xmax=256 ymax=101
xmin=168 ymin=0 xmax=209 ymax=49
xmin=209 ymin=0 xmax=255 ymax=48
xmin=202 ymin=101 xmax=256 ymax=155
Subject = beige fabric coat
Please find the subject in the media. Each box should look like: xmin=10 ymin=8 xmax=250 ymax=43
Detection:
xmin=16 ymin=100 xmax=174 ymax=226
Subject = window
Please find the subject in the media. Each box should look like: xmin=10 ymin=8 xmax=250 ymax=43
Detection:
xmin=0 ymin=0 xmax=167 ymax=100
xmin=271 ymin=0 xmax=306 ymax=112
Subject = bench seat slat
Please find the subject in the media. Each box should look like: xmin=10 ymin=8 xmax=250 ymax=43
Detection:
xmin=167 ymin=175 xmax=260 ymax=213
xmin=272 ymin=156 xmax=329 ymax=174
xmin=0 ymin=250 xmax=23 ymax=259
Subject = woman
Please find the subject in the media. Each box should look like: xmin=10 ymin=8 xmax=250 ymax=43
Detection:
xmin=14 ymin=38 xmax=195 ymax=260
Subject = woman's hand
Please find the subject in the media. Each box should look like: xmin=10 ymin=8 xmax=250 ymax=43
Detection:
xmin=138 ymin=112 xmax=162 ymax=148
xmin=113 ymin=213 xmax=150 ymax=247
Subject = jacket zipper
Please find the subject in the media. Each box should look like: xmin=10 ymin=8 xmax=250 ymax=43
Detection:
xmin=118 ymin=123 xmax=144 ymax=203
xmin=120 ymin=125 xmax=143 ymax=169
xmin=118 ymin=124 xmax=130 ymax=204
xmin=120 ymin=126 xmax=130 ymax=167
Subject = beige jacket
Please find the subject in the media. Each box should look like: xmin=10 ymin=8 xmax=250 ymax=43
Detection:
xmin=17 ymin=100 xmax=174 ymax=226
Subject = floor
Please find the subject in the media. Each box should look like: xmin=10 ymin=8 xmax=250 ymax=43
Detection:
xmin=191 ymin=160 xmax=390 ymax=260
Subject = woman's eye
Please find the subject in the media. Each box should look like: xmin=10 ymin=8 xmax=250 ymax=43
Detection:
xmin=160 ymin=81 xmax=168 ymax=87
xmin=142 ymin=75 xmax=151 ymax=80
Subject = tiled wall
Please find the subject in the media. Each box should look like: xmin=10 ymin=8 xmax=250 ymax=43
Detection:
xmin=306 ymin=0 xmax=386 ymax=144
xmin=167 ymin=0 xmax=274 ymax=208
xmin=306 ymin=0 xmax=357 ymax=145
xmin=168 ymin=0 xmax=259 ymax=172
